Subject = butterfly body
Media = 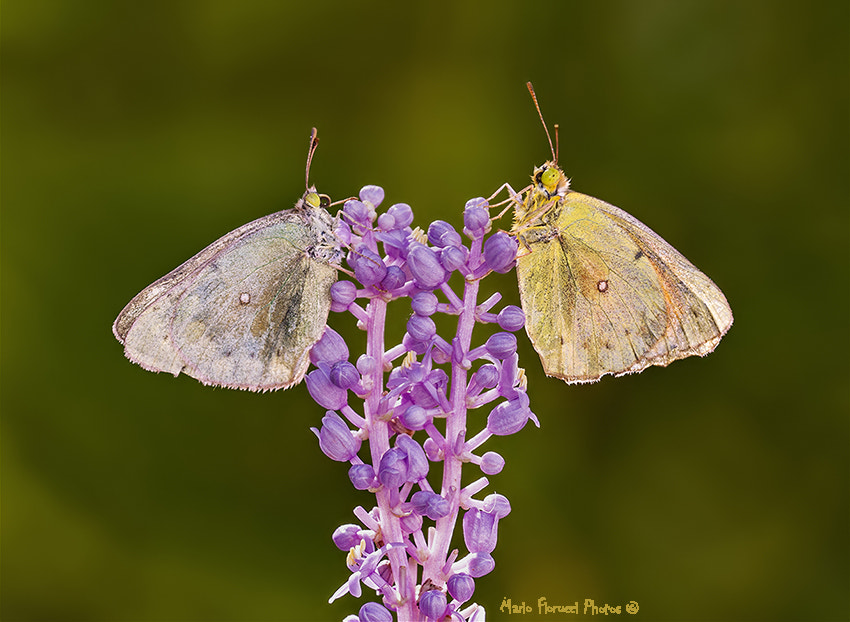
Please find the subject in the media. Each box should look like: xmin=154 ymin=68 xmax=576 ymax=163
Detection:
xmin=512 ymin=162 xmax=733 ymax=384
xmin=113 ymin=189 xmax=344 ymax=392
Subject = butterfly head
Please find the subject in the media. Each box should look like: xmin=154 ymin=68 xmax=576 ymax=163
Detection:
xmin=303 ymin=187 xmax=332 ymax=210
xmin=532 ymin=162 xmax=570 ymax=199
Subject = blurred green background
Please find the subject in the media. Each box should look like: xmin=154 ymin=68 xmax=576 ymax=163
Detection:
xmin=3 ymin=2 xmax=848 ymax=621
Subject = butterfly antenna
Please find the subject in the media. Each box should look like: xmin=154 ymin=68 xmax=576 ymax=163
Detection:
xmin=526 ymin=82 xmax=557 ymax=163
xmin=305 ymin=127 xmax=320 ymax=189
xmin=554 ymin=123 xmax=560 ymax=163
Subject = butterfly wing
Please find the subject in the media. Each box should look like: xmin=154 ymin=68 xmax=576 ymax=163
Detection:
xmin=113 ymin=208 xmax=339 ymax=391
xmin=516 ymin=191 xmax=732 ymax=383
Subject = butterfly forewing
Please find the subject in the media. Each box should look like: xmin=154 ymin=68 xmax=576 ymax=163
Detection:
xmin=514 ymin=172 xmax=733 ymax=383
xmin=113 ymin=199 xmax=341 ymax=391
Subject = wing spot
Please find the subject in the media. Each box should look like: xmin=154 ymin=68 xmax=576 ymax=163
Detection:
xmin=597 ymin=279 xmax=609 ymax=293
xmin=635 ymin=250 xmax=644 ymax=260
xmin=239 ymin=292 xmax=251 ymax=305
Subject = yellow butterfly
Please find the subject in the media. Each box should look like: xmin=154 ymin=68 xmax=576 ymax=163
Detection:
xmin=511 ymin=85 xmax=733 ymax=383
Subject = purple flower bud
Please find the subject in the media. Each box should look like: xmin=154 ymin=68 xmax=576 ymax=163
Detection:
xmin=447 ymin=573 xmax=475 ymax=602
xmin=463 ymin=507 xmax=498 ymax=554
xmin=467 ymin=552 xmax=496 ymax=577
xmin=410 ymin=490 xmax=450 ymax=519
xmin=359 ymin=185 xmax=385 ymax=208
xmin=428 ymin=220 xmax=462 ymax=248
xmin=440 ymin=245 xmax=469 ymax=273
xmin=423 ymin=437 xmax=442 ymax=462
xmin=418 ymin=590 xmax=448 ymax=620
xmin=483 ymin=493 xmax=512 ymax=519
xmin=400 ymin=511 xmax=423 ymax=533
xmin=473 ymin=364 xmax=499 ymax=389
xmin=480 ymin=451 xmax=505 ymax=475
xmin=483 ymin=231 xmax=517 ymax=274
xmin=387 ymin=202 xmax=413 ymax=228
xmin=348 ymin=463 xmax=376 ymax=490
xmin=330 ymin=361 xmax=360 ymax=390
xmin=332 ymin=524 xmax=362 ymax=551
xmin=378 ymin=447 xmax=408 ymax=488
xmin=407 ymin=244 xmax=447 ymax=290
xmin=485 ymin=332 xmax=517 ymax=359
xmin=377 ymin=229 xmax=410 ymax=258
xmin=359 ymin=601 xmax=393 ymax=622
xmin=377 ymin=212 xmax=395 ymax=231
xmin=497 ymin=305 xmax=525 ymax=332
xmin=399 ymin=405 xmax=429 ymax=430
xmin=312 ymin=411 xmax=360 ymax=461
xmin=305 ymin=368 xmax=348 ymax=410
xmin=396 ymin=434 xmax=429 ymax=482
xmin=380 ymin=265 xmax=407 ymax=291
xmin=310 ymin=327 xmax=349 ymax=365
xmin=487 ymin=392 xmax=532 ymax=436
xmin=330 ymin=280 xmax=357 ymax=307
xmin=411 ymin=291 xmax=438 ymax=316
xmin=352 ymin=247 xmax=387 ymax=287
xmin=463 ymin=202 xmax=490 ymax=237
xmin=344 ymin=199 xmax=372 ymax=226
xmin=356 ymin=354 xmax=378 ymax=376
xmin=402 ymin=332 xmax=428 ymax=356
xmin=407 ymin=314 xmax=436 ymax=342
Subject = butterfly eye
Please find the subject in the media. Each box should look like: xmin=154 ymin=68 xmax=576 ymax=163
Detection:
xmin=305 ymin=192 xmax=322 ymax=208
xmin=540 ymin=167 xmax=560 ymax=188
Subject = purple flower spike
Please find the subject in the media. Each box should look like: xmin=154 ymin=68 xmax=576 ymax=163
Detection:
xmin=359 ymin=185 xmax=385 ymax=209
xmin=353 ymin=247 xmax=387 ymax=287
xmin=407 ymin=244 xmax=447 ymax=290
xmin=428 ymin=220 xmax=462 ymax=248
xmin=305 ymin=368 xmax=348 ymax=410
xmin=487 ymin=392 xmax=532 ymax=436
xmin=359 ymin=601 xmax=393 ymax=622
xmin=349 ymin=464 xmax=376 ymax=490
xmin=312 ymin=412 xmax=360 ymax=462
xmin=447 ymin=573 xmax=475 ymax=602
xmin=483 ymin=231 xmax=517 ymax=274
xmin=485 ymin=332 xmax=517 ymax=360
xmin=312 ymin=184 xmax=546 ymax=620
xmin=311 ymin=327 xmax=350 ymax=365
xmin=333 ymin=524 xmax=363 ymax=551
xmin=497 ymin=305 xmax=525 ymax=332
xmin=419 ymin=590 xmax=448 ymax=620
